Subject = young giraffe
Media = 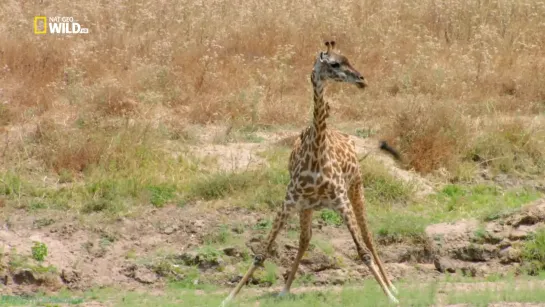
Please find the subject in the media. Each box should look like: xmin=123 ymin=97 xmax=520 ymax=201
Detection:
xmin=221 ymin=41 xmax=399 ymax=306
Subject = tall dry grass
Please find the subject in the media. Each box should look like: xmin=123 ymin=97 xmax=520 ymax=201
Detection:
xmin=1 ymin=0 xmax=545 ymax=175
xmin=2 ymin=0 xmax=545 ymax=125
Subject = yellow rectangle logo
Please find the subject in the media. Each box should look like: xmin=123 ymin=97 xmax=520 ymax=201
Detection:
xmin=34 ymin=16 xmax=47 ymax=34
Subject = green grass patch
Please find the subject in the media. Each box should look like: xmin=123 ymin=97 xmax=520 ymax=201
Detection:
xmin=521 ymin=228 xmax=545 ymax=275
xmin=446 ymin=279 xmax=545 ymax=305
xmin=203 ymin=224 xmax=231 ymax=245
xmin=6 ymin=276 xmax=545 ymax=307
xmin=31 ymin=241 xmax=48 ymax=262
xmin=319 ymin=209 xmax=343 ymax=227
xmin=367 ymin=183 xmax=541 ymax=243
xmin=182 ymin=147 xmax=291 ymax=210
xmin=0 ymin=295 xmax=84 ymax=306
xmin=360 ymin=157 xmax=414 ymax=206
xmin=432 ymin=184 xmax=541 ymax=222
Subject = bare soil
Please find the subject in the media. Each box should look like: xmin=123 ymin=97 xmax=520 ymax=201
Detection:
xmin=1 ymin=127 xmax=544 ymax=304
xmin=1 ymin=193 xmax=544 ymax=296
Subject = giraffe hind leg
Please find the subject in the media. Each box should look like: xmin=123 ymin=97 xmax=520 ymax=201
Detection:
xmin=349 ymin=180 xmax=397 ymax=295
xmin=335 ymin=194 xmax=399 ymax=304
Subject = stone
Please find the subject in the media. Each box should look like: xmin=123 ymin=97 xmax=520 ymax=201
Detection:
xmin=300 ymin=253 xmax=339 ymax=272
xmin=499 ymin=247 xmax=521 ymax=264
xmin=61 ymin=269 xmax=81 ymax=284
xmin=223 ymin=247 xmax=240 ymax=257
xmin=0 ymin=273 xmax=8 ymax=285
xmin=179 ymin=251 xmax=199 ymax=266
xmin=331 ymin=270 xmax=348 ymax=285
xmin=12 ymin=269 xmax=42 ymax=286
xmin=434 ymin=257 xmax=457 ymax=273
xmin=513 ymin=214 xmax=540 ymax=227
xmin=231 ymin=225 xmax=244 ymax=234
xmin=134 ymin=267 xmax=158 ymax=284
xmin=162 ymin=226 xmax=178 ymax=235
xmin=498 ymin=239 xmax=511 ymax=249
xmin=455 ymin=244 xmax=498 ymax=262
xmin=460 ymin=265 xmax=478 ymax=277
xmin=508 ymin=229 xmax=529 ymax=241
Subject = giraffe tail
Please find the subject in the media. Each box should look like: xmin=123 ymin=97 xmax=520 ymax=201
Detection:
xmin=357 ymin=141 xmax=402 ymax=162
xmin=379 ymin=140 xmax=401 ymax=161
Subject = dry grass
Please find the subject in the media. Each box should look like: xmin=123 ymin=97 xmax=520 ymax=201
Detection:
xmin=1 ymin=0 xmax=545 ymax=178
xmin=468 ymin=117 xmax=545 ymax=176
xmin=1 ymin=0 xmax=545 ymax=126
xmin=382 ymin=98 xmax=471 ymax=174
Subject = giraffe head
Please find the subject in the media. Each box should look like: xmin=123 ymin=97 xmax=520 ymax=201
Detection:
xmin=313 ymin=41 xmax=367 ymax=89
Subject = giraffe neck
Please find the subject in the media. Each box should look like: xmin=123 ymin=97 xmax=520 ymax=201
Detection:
xmin=310 ymin=71 xmax=328 ymax=149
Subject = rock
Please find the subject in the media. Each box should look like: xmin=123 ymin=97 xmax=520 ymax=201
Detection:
xmin=455 ymin=244 xmax=498 ymax=262
xmin=284 ymin=244 xmax=298 ymax=251
xmin=177 ymin=250 xmax=223 ymax=269
xmin=61 ymin=269 xmax=81 ymax=284
xmin=434 ymin=257 xmax=457 ymax=273
xmin=162 ymin=226 xmax=178 ymax=235
xmin=231 ymin=225 xmax=244 ymax=234
xmin=460 ymin=265 xmax=478 ymax=277
xmin=498 ymin=239 xmax=511 ymax=249
xmin=0 ymin=273 xmax=8 ymax=285
xmin=12 ymin=269 xmax=43 ymax=286
xmin=228 ymin=274 xmax=242 ymax=284
xmin=134 ymin=267 xmax=158 ymax=284
xmin=512 ymin=214 xmax=540 ymax=227
xmin=384 ymin=244 xmax=433 ymax=263
xmin=300 ymin=253 xmax=339 ymax=272
xmin=508 ymin=229 xmax=529 ymax=240
xmin=187 ymin=220 xmax=206 ymax=234
xmin=489 ymin=224 xmax=504 ymax=233
xmin=223 ymin=247 xmax=240 ymax=257
xmin=194 ymin=220 xmax=205 ymax=228
xmin=179 ymin=251 xmax=199 ymax=265
xmin=331 ymin=270 xmax=348 ymax=285
xmin=223 ymin=265 xmax=237 ymax=275
xmin=482 ymin=231 xmax=503 ymax=244
xmin=473 ymin=264 xmax=489 ymax=277
xmin=121 ymin=264 xmax=158 ymax=284
xmin=499 ymin=247 xmax=522 ymax=264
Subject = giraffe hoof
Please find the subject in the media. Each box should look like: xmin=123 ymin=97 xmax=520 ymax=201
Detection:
xmin=388 ymin=295 xmax=400 ymax=305
xmin=220 ymin=294 xmax=234 ymax=307
xmin=278 ymin=289 xmax=290 ymax=298
xmin=390 ymin=284 xmax=399 ymax=295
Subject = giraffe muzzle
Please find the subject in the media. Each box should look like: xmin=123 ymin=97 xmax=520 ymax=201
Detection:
xmin=356 ymin=80 xmax=367 ymax=89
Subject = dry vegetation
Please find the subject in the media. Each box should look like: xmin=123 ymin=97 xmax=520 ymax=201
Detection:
xmin=1 ymin=0 xmax=545 ymax=180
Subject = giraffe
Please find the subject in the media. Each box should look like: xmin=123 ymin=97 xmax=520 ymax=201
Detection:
xmin=221 ymin=41 xmax=400 ymax=306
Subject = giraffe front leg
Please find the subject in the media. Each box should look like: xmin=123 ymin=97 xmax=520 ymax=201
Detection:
xmin=221 ymin=200 xmax=293 ymax=306
xmin=280 ymin=208 xmax=313 ymax=297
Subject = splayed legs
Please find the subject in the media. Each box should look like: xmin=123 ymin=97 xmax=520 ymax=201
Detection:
xmin=220 ymin=202 xmax=292 ymax=306
xmin=280 ymin=208 xmax=313 ymax=296
xmin=336 ymin=193 xmax=399 ymax=304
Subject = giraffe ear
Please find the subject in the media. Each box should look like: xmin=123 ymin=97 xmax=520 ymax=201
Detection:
xmin=319 ymin=51 xmax=326 ymax=62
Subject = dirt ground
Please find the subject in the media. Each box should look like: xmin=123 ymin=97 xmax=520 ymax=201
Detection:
xmin=1 ymin=187 xmax=544 ymax=297
xmin=1 ymin=127 xmax=545 ymax=306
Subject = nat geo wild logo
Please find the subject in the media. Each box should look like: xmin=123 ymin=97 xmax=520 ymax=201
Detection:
xmin=34 ymin=16 xmax=89 ymax=35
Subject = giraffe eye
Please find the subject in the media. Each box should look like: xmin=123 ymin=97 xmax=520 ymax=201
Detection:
xmin=331 ymin=62 xmax=340 ymax=68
